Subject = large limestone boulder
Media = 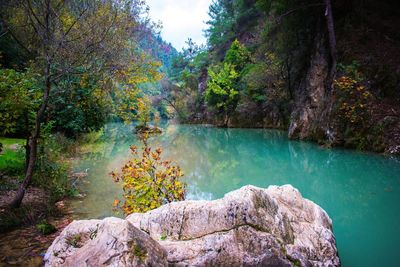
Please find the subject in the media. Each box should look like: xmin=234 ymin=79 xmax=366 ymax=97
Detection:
xmin=44 ymin=217 xmax=167 ymax=266
xmin=128 ymin=185 xmax=339 ymax=267
xmin=45 ymin=185 xmax=340 ymax=267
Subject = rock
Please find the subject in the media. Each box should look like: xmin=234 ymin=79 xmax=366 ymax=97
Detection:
xmin=44 ymin=217 xmax=167 ymax=267
xmin=128 ymin=185 xmax=340 ymax=267
xmin=45 ymin=185 xmax=340 ymax=267
xmin=288 ymin=27 xmax=333 ymax=143
xmin=135 ymin=125 xmax=163 ymax=135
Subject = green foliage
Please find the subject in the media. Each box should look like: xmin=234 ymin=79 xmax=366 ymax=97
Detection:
xmin=0 ymin=138 xmax=25 ymax=176
xmin=66 ymin=234 xmax=82 ymax=248
xmin=33 ymin=123 xmax=76 ymax=200
xmin=2 ymin=0 xmax=163 ymax=132
xmin=49 ymin=74 xmax=111 ymax=137
xmin=337 ymin=61 xmax=363 ymax=81
xmin=206 ymin=63 xmax=240 ymax=113
xmin=111 ymin=134 xmax=186 ymax=215
xmin=241 ymin=52 xmax=287 ymax=103
xmin=205 ymin=40 xmax=250 ymax=116
xmin=169 ymin=39 xmax=207 ymax=80
xmin=206 ymin=1 xmax=235 ymax=57
xmin=225 ymin=39 xmax=251 ymax=71
xmin=241 ymin=63 xmax=268 ymax=102
xmin=165 ymin=40 xmax=208 ymax=121
xmin=132 ymin=242 xmax=147 ymax=262
xmin=36 ymin=220 xmax=57 ymax=235
xmin=136 ymin=96 xmax=152 ymax=127
xmin=0 ymin=68 xmax=41 ymax=136
xmin=160 ymin=232 xmax=167 ymax=240
xmin=206 ymin=0 xmax=260 ymax=60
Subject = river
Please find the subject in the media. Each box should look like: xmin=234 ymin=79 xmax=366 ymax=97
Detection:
xmin=70 ymin=122 xmax=400 ymax=267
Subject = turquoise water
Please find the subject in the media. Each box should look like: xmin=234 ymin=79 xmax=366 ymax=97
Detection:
xmin=71 ymin=123 xmax=400 ymax=267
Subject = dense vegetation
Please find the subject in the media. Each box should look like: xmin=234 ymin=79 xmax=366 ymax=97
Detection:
xmin=0 ymin=0 xmax=177 ymax=212
xmin=0 ymin=0 xmax=399 ymax=236
xmin=165 ymin=0 xmax=400 ymax=153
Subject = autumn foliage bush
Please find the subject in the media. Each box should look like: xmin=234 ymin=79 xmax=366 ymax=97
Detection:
xmin=334 ymin=76 xmax=372 ymax=125
xmin=333 ymin=62 xmax=380 ymax=150
xmin=110 ymin=134 xmax=185 ymax=215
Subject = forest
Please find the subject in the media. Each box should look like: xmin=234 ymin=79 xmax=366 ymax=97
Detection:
xmin=0 ymin=0 xmax=399 ymax=266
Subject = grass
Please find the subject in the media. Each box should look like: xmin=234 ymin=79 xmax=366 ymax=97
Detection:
xmin=0 ymin=137 xmax=25 ymax=176
xmin=0 ymin=138 xmax=25 ymax=146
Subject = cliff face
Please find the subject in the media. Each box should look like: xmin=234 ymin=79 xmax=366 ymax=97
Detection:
xmin=181 ymin=0 xmax=400 ymax=154
xmin=45 ymin=185 xmax=340 ymax=266
xmin=288 ymin=30 xmax=333 ymax=142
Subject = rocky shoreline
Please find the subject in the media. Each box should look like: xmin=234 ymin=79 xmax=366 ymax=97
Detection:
xmin=44 ymin=185 xmax=340 ymax=266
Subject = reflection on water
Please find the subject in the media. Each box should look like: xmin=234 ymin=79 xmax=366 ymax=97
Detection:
xmin=70 ymin=123 xmax=400 ymax=267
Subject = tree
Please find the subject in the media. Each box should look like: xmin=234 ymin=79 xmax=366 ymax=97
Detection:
xmin=0 ymin=68 xmax=40 ymax=136
xmin=206 ymin=0 xmax=236 ymax=58
xmin=225 ymin=39 xmax=251 ymax=72
xmin=0 ymin=67 xmax=41 ymax=168
xmin=1 ymin=0 xmax=142 ymax=207
xmin=112 ymin=53 xmax=162 ymax=124
xmin=183 ymin=38 xmax=200 ymax=73
xmin=48 ymin=73 xmax=112 ymax=137
xmin=324 ymin=0 xmax=337 ymax=82
xmin=206 ymin=63 xmax=239 ymax=126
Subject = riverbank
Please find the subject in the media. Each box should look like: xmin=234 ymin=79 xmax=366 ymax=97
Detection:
xmin=185 ymin=107 xmax=400 ymax=156
xmin=0 ymin=205 xmax=72 ymax=265
xmin=0 ymin=133 xmax=101 ymax=265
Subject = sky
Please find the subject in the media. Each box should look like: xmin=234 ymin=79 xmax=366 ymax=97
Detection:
xmin=146 ymin=0 xmax=213 ymax=51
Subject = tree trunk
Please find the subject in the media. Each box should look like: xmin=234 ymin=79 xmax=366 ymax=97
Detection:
xmin=24 ymin=136 xmax=30 ymax=172
xmin=24 ymin=113 xmax=30 ymax=172
xmin=324 ymin=0 xmax=337 ymax=82
xmin=223 ymin=112 xmax=229 ymax=128
xmin=10 ymin=66 xmax=51 ymax=208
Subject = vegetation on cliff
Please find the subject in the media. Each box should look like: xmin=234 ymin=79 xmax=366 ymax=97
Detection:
xmin=165 ymin=0 xmax=400 ymax=153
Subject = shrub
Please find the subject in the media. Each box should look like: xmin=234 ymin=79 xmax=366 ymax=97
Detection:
xmin=334 ymin=62 xmax=377 ymax=150
xmin=36 ymin=220 xmax=57 ymax=235
xmin=206 ymin=63 xmax=240 ymax=115
xmin=334 ymin=76 xmax=372 ymax=124
xmin=33 ymin=123 xmax=76 ymax=200
xmin=110 ymin=133 xmax=186 ymax=215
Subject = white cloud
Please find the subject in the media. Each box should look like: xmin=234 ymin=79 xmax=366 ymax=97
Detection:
xmin=146 ymin=0 xmax=212 ymax=51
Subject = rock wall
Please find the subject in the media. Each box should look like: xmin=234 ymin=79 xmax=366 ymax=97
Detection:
xmin=45 ymin=185 xmax=340 ymax=267
xmin=288 ymin=30 xmax=333 ymax=143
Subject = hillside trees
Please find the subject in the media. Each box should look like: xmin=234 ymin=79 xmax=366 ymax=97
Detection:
xmin=170 ymin=0 xmax=338 ymax=128
xmin=161 ymin=39 xmax=208 ymax=121
xmin=0 ymin=0 xmax=158 ymax=207
xmin=206 ymin=63 xmax=239 ymax=126
xmin=206 ymin=39 xmax=251 ymax=125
